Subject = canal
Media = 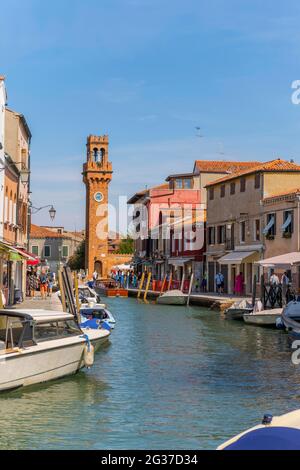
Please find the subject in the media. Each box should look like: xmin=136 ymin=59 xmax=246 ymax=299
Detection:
xmin=0 ymin=297 xmax=300 ymax=450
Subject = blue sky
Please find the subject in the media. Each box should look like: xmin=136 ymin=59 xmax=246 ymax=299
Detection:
xmin=1 ymin=0 xmax=300 ymax=230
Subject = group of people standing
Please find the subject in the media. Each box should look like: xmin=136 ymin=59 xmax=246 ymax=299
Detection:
xmin=111 ymin=270 xmax=138 ymax=288
xmin=27 ymin=269 xmax=55 ymax=299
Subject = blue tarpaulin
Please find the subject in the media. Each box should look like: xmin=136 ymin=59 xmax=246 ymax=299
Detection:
xmin=224 ymin=427 xmax=300 ymax=450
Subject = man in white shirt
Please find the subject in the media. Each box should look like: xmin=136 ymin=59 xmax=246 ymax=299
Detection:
xmin=270 ymin=271 xmax=280 ymax=286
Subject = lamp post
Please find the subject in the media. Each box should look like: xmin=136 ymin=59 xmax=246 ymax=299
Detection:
xmin=30 ymin=204 xmax=57 ymax=221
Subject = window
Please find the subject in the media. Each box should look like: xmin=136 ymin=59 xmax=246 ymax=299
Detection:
xmin=254 ymin=219 xmax=260 ymax=241
xmin=209 ymin=188 xmax=214 ymax=200
xmin=217 ymin=225 xmax=226 ymax=244
xmin=220 ymin=185 xmax=225 ymax=198
xmin=174 ymin=179 xmax=183 ymax=189
xmin=230 ymin=182 xmax=235 ymax=195
xmin=240 ymin=221 xmax=246 ymax=243
xmin=183 ymin=178 xmax=192 ymax=189
xmin=34 ymin=320 xmax=81 ymax=343
xmin=208 ymin=226 xmax=215 ymax=245
xmin=255 ymin=174 xmax=260 ymax=189
xmin=31 ymin=245 xmax=39 ymax=256
xmin=263 ymin=213 xmax=276 ymax=238
xmin=240 ymin=177 xmax=246 ymax=192
xmin=44 ymin=245 xmax=51 ymax=258
xmin=282 ymin=210 xmax=293 ymax=236
xmin=62 ymin=246 xmax=69 ymax=258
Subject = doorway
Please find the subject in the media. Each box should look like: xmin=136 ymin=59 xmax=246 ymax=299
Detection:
xmin=94 ymin=260 xmax=103 ymax=278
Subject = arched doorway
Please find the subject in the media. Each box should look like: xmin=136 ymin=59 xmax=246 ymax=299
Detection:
xmin=94 ymin=260 xmax=103 ymax=278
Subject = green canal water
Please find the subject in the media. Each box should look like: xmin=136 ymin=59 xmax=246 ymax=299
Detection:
xmin=1 ymin=297 xmax=300 ymax=450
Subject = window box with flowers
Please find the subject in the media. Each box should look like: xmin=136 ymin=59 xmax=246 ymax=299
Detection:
xmin=283 ymin=231 xmax=292 ymax=239
xmin=265 ymin=233 xmax=275 ymax=240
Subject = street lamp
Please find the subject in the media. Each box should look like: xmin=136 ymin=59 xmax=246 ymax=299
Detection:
xmin=30 ymin=204 xmax=57 ymax=221
xmin=0 ymin=159 xmax=31 ymax=185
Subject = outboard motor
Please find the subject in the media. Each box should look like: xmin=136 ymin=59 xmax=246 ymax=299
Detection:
xmin=262 ymin=414 xmax=273 ymax=425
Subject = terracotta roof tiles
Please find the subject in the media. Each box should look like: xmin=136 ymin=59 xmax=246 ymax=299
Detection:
xmin=205 ymin=159 xmax=300 ymax=187
xmin=194 ymin=160 xmax=260 ymax=174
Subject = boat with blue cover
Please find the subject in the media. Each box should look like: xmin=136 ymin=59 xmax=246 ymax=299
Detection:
xmin=218 ymin=410 xmax=300 ymax=450
xmin=80 ymin=303 xmax=116 ymax=330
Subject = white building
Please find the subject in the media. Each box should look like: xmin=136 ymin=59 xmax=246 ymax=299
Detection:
xmin=0 ymin=76 xmax=5 ymax=239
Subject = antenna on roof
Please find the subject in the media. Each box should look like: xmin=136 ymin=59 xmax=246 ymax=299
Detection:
xmin=290 ymin=158 xmax=295 ymax=163
xmin=218 ymin=141 xmax=225 ymax=157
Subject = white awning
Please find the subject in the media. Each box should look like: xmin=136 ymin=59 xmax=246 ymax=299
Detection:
xmin=281 ymin=213 xmax=292 ymax=232
xmin=256 ymin=252 xmax=300 ymax=268
xmin=263 ymin=216 xmax=275 ymax=235
xmin=168 ymin=257 xmax=193 ymax=267
xmin=218 ymin=251 xmax=258 ymax=265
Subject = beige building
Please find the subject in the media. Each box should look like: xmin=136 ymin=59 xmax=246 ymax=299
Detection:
xmin=205 ymin=159 xmax=300 ymax=295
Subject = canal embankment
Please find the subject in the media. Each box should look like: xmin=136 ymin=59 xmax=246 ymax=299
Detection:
xmin=127 ymin=288 xmax=250 ymax=311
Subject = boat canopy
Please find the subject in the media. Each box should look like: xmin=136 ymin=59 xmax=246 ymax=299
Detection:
xmin=256 ymin=252 xmax=300 ymax=267
xmin=218 ymin=251 xmax=258 ymax=265
xmin=263 ymin=215 xmax=275 ymax=235
xmin=4 ymin=309 xmax=74 ymax=323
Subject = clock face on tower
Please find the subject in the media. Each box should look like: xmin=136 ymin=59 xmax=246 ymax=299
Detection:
xmin=94 ymin=191 xmax=104 ymax=203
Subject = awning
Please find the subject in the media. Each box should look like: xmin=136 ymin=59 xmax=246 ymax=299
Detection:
xmin=15 ymin=248 xmax=40 ymax=266
xmin=168 ymin=257 xmax=193 ymax=267
xmin=281 ymin=213 xmax=292 ymax=232
xmin=257 ymin=252 xmax=300 ymax=268
xmin=263 ymin=216 xmax=275 ymax=235
xmin=218 ymin=251 xmax=258 ymax=265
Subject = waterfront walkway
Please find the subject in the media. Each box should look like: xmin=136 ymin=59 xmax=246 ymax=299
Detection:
xmin=19 ymin=293 xmax=63 ymax=311
xmin=128 ymin=288 xmax=251 ymax=310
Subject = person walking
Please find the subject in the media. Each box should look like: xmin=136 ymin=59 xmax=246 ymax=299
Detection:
xmin=281 ymin=271 xmax=290 ymax=286
xmin=215 ymin=271 xmax=224 ymax=295
xmin=201 ymin=272 xmax=207 ymax=292
xmin=39 ymin=272 xmax=48 ymax=300
xmin=234 ymin=272 xmax=244 ymax=295
xmin=29 ymin=270 xmax=37 ymax=298
xmin=270 ymin=270 xmax=280 ymax=286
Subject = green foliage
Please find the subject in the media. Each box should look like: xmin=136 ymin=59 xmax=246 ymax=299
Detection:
xmin=116 ymin=236 xmax=134 ymax=254
xmin=67 ymin=240 xmax=85 ymax=270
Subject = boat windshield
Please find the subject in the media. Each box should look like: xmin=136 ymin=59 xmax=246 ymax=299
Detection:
xmin=0 ymin=315 xmax=33 ymax=350
xmin=34 ymin=319 xmax=81 ymax=343
xmin=79 ymin=288 xmax=95 ymax=298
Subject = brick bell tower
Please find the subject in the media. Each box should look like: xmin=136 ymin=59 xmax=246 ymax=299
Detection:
xmin=83 ymin=135 xmax=113 ymax=278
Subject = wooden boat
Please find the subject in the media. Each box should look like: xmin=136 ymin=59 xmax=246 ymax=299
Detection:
xmin=225 ymin=299 xmax=253 ymax=320
xmin=243 ymin=308 xmax=282 ymax=326
xmin=0 ymin=309 xmax=110 ymax=392
xmin=218 ymin=409 xmax=300 ymax=450
xmin=157 ymin=289 xmax=188 ymax=306
xmin=96 ymin=279 xmax=128 ymax=298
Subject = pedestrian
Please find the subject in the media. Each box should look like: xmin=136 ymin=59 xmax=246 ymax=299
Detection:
xmin=29 ymin=270 xmax=37 ymax=298
xmin=47 ymin=272 xmax=54 ymax=297
xmin=201 ymin=272 xmax=207 ymax=292
xmin=39 ymin=271 xmax=48 ymax=300
xmin=281 ymin=271 xmax=290 ymax=286
xmin=270 ymin=270 xmax=280 ymax=286
xmin=234 ymin=272 xmax=244 ymax=295
xmin=215 ymin=271 xmax=225 ymax=294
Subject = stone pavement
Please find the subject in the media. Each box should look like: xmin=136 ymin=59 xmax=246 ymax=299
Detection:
xmin=19 ymin=293 xmax=63 ymax=311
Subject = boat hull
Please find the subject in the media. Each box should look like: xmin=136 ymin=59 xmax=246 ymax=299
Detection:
xmin=157 ymin=294 xmax=187 ymax=305
xmin=243 ymin=310 xmax=282 ymax=326
xmin=225 ymin=308 xmax=252 ymax=320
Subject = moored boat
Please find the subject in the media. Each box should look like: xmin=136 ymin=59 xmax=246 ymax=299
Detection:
xmin=225 ymin=299 xmax=253 ymax=320
xmin=0 ymin=309 xmax=110 ymax=392
xmin=243 ymin=308 xmax=282 ymax=327
xmin=279 ymin=301 xmax=300 ymax=335
xmin=96 ymin=279 xmax=128 ymax=298
xmin=156 ymin=289 xmax=188 ymax=306
xmin=218 ymin=409 xmax=300 ymax=450
xmin=80 ymin=303 xmax=116 ymax=329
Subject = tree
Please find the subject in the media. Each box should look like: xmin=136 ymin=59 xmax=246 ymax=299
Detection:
xmin=116 ymin=236 xmax=134 ymax=254
xmin=68 ymin=240 xmax=85 ymax=270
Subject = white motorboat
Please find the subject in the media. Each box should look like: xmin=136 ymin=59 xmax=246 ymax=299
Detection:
xmin=0 ymin=309 xmax=110 ymax=392
xmin=218 ymin=409 xmax=300 ymax=450
xmin=156 ymin=289 xmax=188 ymax=306
xmin=243 ymin=308 xmax=282 ymax=326
xmin=80 ymin=303 xmax=116 ymax=329
xmin=225 ymin=299 xmax=253 ymax=320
